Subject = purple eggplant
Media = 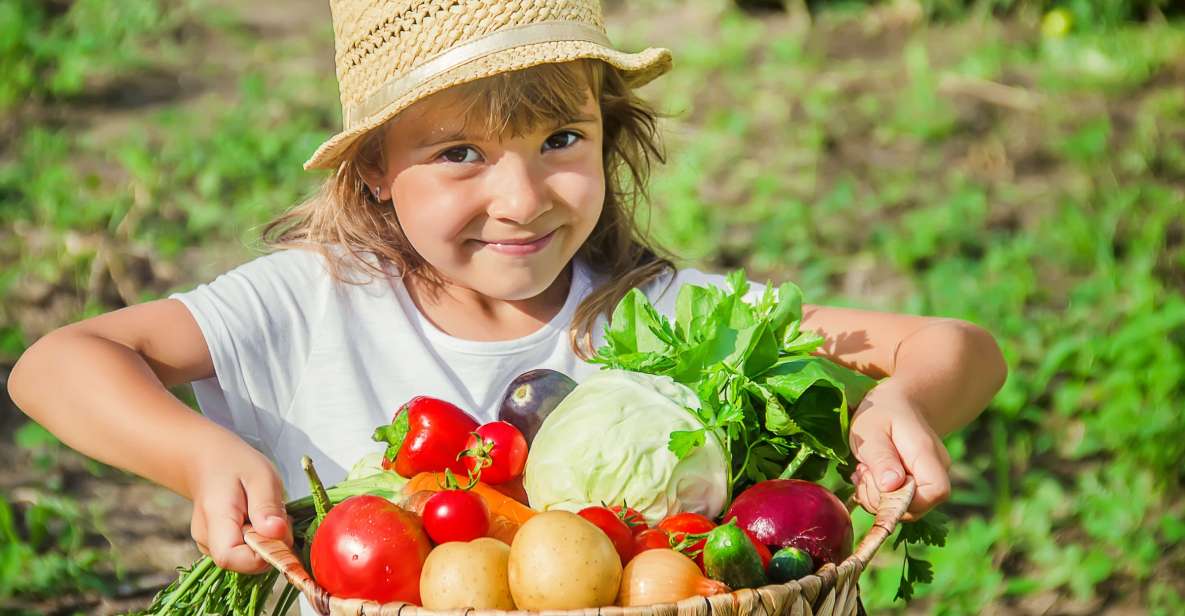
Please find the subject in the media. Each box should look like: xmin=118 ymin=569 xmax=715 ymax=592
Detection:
xmin=496 ymin=369 xmax=577 ymax=443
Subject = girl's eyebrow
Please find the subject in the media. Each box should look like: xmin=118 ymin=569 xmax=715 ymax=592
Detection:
xmin=415 ymin=114 xmax=599 ymax=149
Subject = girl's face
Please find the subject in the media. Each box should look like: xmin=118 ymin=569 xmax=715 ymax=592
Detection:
xmin=376 ymin=86 xmax=605 ymax=302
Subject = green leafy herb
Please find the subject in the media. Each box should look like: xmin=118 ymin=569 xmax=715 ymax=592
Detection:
xmin=591 ymin=272 xmax=878 ymax=496
xmin=892 ymin=510 xmax=950 ymax=602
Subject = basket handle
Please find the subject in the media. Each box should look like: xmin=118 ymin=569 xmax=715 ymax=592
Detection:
xmin=242 ymin=525 xmax=333 ymax=615
xmin=845 ymin=474 xmax=917 ymax=568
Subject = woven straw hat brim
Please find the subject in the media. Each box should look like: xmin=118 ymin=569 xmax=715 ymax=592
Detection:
xmin=303 ymin=42 xmax=671 ymax=171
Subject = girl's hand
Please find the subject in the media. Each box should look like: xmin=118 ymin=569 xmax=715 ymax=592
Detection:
xmin=847 ymin=379 xmax=952 ymax=521
xmin=187 ymin=446 xmax=293 ymax=573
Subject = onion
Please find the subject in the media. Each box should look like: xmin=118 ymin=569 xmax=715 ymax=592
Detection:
xmin=618 ymin=549 xmax=730 ymax=607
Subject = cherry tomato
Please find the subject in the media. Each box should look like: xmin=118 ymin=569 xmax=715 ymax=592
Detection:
xmin=578 ymin=506 xmax=636 ymax=565
xmin=310 ymin=495 xmax=431 ymax=603
xmin=422 ymin=490 xmax=489 ymax=544
xmin=744 ymin=528 xmax=773 ymax=570
xmin=634 ymin=528 xmax=672 ymax=552
xmin=462 ymin=421 xmax=528 ymax=485
xmin=658 ymin=512 xmax=717 ymax=569
xmin=609 ymin=505 xmax=648 ymax=536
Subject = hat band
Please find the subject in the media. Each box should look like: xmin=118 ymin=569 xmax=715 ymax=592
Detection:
xmin=343 ymin=21 xmax=613 ymax=129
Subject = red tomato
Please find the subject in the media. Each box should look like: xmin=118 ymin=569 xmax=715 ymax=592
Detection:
xmin=422 ymin=490 xmax=489 ymax=544
xmin=744 ymin=528 xmax=773 ymax=570
xmin=634 ymin=528 xmax=672 ymax=552
xmin=310 ymin=495 xmax=431 ymax=604
xmin=462 ymin=421 xmax=528 ymax=485
xmin=609 ymin=505 xmax=648 ymax=536
xmin=658 ymin=512 xmax=717 ymax=569
xmin=578 ymin=506 xmax=636 ymax=565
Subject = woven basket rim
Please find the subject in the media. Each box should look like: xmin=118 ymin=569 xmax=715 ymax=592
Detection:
xmin=243 ymin=477 xmax=917 ymax=616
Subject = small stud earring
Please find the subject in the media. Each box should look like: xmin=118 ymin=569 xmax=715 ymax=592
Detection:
xmin=371 ymin=185 xmax=381 ymax=200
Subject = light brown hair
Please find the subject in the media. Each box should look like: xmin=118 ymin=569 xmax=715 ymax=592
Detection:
xmin=263 ymin=59 xmax=674 ymax=359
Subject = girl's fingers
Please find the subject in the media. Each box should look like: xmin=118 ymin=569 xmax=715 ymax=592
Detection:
xmin=190 ymin=506 xmax=208 ymax=552
xmin=202 ymin=482 xmax=271 ymax=574
xmin=242 ymin=471 xmax=292 ymax=546
xmin=206 ymin=507 xmax=271 ymax=573
xmin=859 ymin=462 xmax=883 ymax=511
xmin=854 ymin=474 xmax=869 ymax=513
xmin=854 ymin=464 xmax=878 ymax=514
xmin=905 ymin=450 xmax=951 ymax=517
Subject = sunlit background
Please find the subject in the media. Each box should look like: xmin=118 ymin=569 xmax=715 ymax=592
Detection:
xmin=1 ymin=0 xmax=1183 ymax=613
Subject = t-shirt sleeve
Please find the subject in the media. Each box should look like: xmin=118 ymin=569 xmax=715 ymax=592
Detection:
xmin=169 ymin=249 xmax=327 ymax=456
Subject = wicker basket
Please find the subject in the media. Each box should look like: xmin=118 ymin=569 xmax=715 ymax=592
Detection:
xmin=243 ymin=477 xmax=916 ymax=616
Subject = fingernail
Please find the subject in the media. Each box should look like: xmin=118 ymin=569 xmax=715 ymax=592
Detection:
xmin=268 ymin=515 xmax=286 ymax=527
xmin=880 ymin=470 xmax=900 ymax=488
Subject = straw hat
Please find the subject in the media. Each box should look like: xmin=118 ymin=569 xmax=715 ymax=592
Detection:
xmin=303 ymin=0 xmax=673 ymax=171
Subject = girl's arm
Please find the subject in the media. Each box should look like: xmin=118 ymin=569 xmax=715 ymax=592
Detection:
xmin=7 ymin=299 xmax=290 ymax=572
xmin=801 ymin=304 xmax=1008 ymax=518
xmin=802 ymin=305 xmax=1007 ymax=436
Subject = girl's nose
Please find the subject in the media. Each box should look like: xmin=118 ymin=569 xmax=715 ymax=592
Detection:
xmin=486 ymin=153 xmax=551 ymax=225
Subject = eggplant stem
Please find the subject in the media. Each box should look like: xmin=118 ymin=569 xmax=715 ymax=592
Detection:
xmin=302 ymin=456 xmax=333 ymax=523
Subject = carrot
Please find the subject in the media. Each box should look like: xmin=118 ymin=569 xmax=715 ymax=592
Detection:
xmin=404 ymin=472 xmax=537 ymax=527
xmin=488 ymin=513 xmax=520 ymax=545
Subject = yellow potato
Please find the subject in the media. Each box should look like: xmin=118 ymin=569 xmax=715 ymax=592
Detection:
xmin=420 ymin=538 xmax=515 ymax=610
xmin=508 ymin=510 xmax=622 ymax=610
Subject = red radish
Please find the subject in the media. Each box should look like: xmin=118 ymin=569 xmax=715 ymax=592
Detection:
xmin=310 ymin=495 xmax=431 ymax=604
xmin=724 ymin=479 xmax=853 ymax=566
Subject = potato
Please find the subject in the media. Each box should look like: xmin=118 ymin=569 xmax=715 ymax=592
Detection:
xmin=420 ymin=538 xmax=515 ymax=610
xmin=508 ymin=510 xmax=622 ymax=610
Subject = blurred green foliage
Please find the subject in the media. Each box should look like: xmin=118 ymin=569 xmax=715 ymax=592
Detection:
xmin=2 ymin=0 xmax=1184 ymax=613
xmin=0 ymin=0 xmax=191 ymax=108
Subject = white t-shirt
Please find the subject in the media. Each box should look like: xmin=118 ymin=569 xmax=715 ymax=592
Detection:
xmin=170 ymin=248 xmax=758 ymax=612
xmin=172 ymin=249 xmax=761 ymax=495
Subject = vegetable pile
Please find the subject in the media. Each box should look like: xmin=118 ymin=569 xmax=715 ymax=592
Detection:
xmin=136 ymin=274 xmax=946 ymax=616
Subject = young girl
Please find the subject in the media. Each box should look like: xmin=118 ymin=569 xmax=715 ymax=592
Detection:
xmin=8 ymin=0 xmax=1005 ymax=591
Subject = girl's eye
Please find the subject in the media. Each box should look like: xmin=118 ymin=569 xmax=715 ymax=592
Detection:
xmin=544 ymin=131 xmax=581 ymax=151
xmin=437 ymin=131 xmax=580 ymax=163
xmin=440 ymin=146 xmax=481 ymax=164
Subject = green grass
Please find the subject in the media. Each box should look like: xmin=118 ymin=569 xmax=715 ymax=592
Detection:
xmin=2 ymin=0 xmax=1184 ymax=613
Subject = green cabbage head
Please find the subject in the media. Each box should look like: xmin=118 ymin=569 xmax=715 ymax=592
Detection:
xmin=524 ymin=369 xmax=728 ymax=525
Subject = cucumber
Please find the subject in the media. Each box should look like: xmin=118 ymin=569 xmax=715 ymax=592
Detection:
xmin=703 ymin=521 xmax=768 ymax=589
xmin=767 ymin=546 xmax=814 ymax=583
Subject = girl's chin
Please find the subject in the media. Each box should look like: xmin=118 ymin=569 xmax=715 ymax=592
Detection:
xmin=455 ymin=259 xmax=570 ymax=302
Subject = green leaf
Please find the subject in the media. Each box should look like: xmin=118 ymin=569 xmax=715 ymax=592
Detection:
xmin=761 ymin=357 xmax=853 ymax=449
xmin=768 ymin=281 xmax=804 ymax=340
xmin=668 ymin=429 xmax=706 ymax=459
xmin=894 ymin=553 xmax=934 ymax=602
xmin=894 ymin=511 xmax=950 ymax=549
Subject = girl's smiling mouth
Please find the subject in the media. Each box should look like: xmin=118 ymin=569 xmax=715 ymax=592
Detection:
xmin=477 ymin=229 xmax=558 ymax=256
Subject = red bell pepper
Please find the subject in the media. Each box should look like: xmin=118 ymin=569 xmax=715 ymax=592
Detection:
xmin=372 ymin=396 xmax=479 ymax=478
